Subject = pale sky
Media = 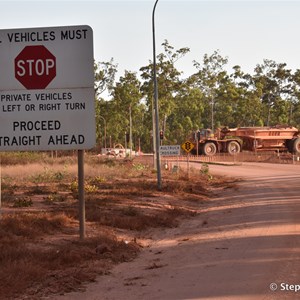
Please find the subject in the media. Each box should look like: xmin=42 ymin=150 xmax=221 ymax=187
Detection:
xmin=1 ymin=0 xmax=300 ymax=79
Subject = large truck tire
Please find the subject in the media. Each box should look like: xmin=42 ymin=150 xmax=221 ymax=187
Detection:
xmin=203 ymin=142 xmax=217 ymax=156
xmin=292 ymin=138 xmax=300 ymax=154
xmin=227 ymin=141 xmax=241 ymax=155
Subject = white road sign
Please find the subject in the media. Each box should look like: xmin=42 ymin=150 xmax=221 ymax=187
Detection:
xmin=159 ymin=145 xmax=181 ymax=156
xmin=0 ymin=25 xmax=95 ymax=151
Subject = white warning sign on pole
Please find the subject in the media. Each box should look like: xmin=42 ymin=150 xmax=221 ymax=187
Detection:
xmin=0 ymin=25 xmax=95 ymax=151
xmin=159 ymin=145 xmax=181 ymax=156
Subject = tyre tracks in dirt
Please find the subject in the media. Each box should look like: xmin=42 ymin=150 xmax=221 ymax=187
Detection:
xmin=54 ymin=163 xmax=300 ymax=300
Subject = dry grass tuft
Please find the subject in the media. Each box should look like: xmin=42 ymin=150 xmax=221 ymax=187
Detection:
xmin=0 ymin=212 xmax=71 ymax=239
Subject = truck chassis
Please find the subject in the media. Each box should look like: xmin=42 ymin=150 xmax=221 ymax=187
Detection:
xmin=191 ymin=125 xmax=300 ymax=156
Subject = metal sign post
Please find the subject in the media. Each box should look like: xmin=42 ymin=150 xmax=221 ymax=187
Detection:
xmin=187 ymin=152 xmax=190 ymax=179
xmin=0 ymin=25 xmax=95 ymax=239
xmin=78 ymin=150 xmax=85 ymax=239
xmin=181 ymin=141 xmax=194 ymax=179
xmin=152 ymin=0 xmax=162 ymax=190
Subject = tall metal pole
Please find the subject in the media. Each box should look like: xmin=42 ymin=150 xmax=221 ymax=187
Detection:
xmin=152 ymin=0 xmax=162 ymax=190
xmin=152 ymin=101 xmax=156 ymax=169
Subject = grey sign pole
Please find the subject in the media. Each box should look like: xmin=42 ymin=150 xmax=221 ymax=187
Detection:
xmin=152 ymin=0 xmax=162 ymax=190
xmin=78 ymin=150 xmax=85 ymax=239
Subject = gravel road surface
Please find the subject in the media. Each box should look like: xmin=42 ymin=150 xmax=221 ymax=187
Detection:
xmin=55 ymin=162 xmax=300 ymax=300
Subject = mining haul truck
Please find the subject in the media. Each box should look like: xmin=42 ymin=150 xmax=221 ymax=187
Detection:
xmin=190 ymin=125 xmax=300 ymax=156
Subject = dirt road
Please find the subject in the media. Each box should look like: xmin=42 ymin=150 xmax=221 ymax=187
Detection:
xmin=55 ymin=162 xmax=300 ymax=300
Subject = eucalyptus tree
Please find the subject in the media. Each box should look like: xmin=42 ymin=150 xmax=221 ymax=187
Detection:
xmin=140 ymin=40 xmax=190 ymax=146
xmin=169 ymin=82 xmax=205 ymax=144
xmin=252 ymin=59 xmax=293 ymax=126
xmin=190 ymin=50 xmax=229 ymax=131
xmin=287 ymin=69 xmax=300 ymax=126
xmin=109 ymin=71 xmax=145 ymax=150
xmin=230 ymin=65 xmax=263 ymax=126
xmin=94 ymin=58 xmax=118 ymax=98
xmin=94 ymin=59 xmax=118 ymax=147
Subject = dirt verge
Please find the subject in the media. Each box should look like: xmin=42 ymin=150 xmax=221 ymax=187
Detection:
xmin=0 ymin=155 xmax=231 ymax=299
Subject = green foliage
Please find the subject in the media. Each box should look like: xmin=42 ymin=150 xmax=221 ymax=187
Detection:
xmin=0 ymin=152 xmax=49 ymax=165
xmin=70 ymin=180 xmax=98 ymax=196
xmin=200 ymin=163 xmax=213 ymax=180
xmin=70 ymin=180 xmax=78 ymax=194
xmin=200 ymin=163 xmax=209 ymax=175
xmin=1 ymin=177 xmax=17 ymax=192
xmin=132 ymin=163 xmax=147 ymax=171
xmin=94 ymin=58 xmax=118 ymax=98
xmin=44 ymin=193 xmax=65 ymax=204
xmin=31 ymin=167 xmax=67 ymax=183
xmin=90 ymin=176 xmax=106 ymax=184
xmin=94 ymin=43 xmax=300 ymax=153
xmin=85 ymin=183 xmax=98 ymax=193
xmin=13 ymin=197 xmax=33 ymax=208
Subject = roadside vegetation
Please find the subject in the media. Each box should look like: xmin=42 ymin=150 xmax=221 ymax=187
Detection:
xmin=0 ymin=152 xmax=230 ymax=299
xmin=95 ymin=42 xmax=300 ymax=154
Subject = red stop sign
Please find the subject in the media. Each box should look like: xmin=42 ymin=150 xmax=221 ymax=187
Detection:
xmin=15 ymin=45 xmax=56 ymax=90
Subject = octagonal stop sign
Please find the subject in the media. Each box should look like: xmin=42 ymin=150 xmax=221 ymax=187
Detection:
xmin=14 ymin=45 xmax=56 ymax=90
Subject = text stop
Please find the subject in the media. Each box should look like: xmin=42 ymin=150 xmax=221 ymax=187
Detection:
xmin=16 ymin=58 xmax=55 ymax=77
xmin=14 ymin=45 xmax=56 ymax=90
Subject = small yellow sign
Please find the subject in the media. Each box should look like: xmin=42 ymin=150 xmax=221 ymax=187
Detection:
xmin=181 ymin=141 xmax=194 ymax=153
